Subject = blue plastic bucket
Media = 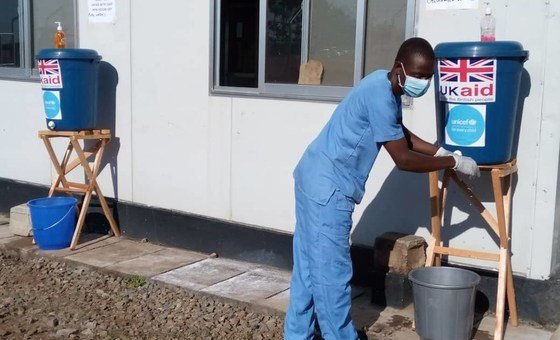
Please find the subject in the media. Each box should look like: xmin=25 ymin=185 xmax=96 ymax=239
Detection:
xmin=27 ymin=197 xmax=77 ymax=250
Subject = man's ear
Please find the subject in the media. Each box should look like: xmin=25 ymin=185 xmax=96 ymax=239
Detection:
xmin=391 ymin=61 xmax=402 ymax=77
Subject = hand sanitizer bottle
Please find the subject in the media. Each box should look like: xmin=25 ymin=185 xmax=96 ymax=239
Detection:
xmin=481 ymin=2 xmax=496 ymax=42
xmin=54 ymin=21 xmax=66 ymax=49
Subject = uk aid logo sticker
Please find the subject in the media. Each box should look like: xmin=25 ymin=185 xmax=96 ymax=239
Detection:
xmin=438 ymin=58 xmax=496 ymax=103
xmin=38 ymin=59 xmax=63 ymax=89
xmin=43 ymin=91 xmax=62 ymax=120
xmin=445 ymin=104 xmax=486 ymax=147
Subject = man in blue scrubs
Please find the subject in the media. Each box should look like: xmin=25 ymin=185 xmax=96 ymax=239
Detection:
xmin=284 ymin=37 xmax=480 ymax=339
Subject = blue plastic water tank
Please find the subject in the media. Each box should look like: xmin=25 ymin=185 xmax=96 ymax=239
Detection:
xmin=434 ymin=41 xmax=528 ymax=164
xmin=36 ymin=49 xmax=101 ymax=131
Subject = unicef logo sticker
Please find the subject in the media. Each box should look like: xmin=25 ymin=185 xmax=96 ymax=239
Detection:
xmin=445 ymin=105 xmax=485 ymax=147
xmin=43 ymin=91 xmax=62 ymax=120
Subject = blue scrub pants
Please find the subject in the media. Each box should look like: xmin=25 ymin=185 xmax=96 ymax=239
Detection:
xmin=284 ymin=185 xmax=358 ymax=340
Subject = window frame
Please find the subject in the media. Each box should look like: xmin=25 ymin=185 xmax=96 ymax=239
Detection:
xmin=0 ymin=0 xmax=79 ymax=81
xmin=210 ymin=0 xmax=417 ymax=102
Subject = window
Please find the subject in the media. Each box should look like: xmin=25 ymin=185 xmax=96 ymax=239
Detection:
xmin=212 ymin=0 xmax=415 ymax=101
xmin=0 ymin=0 xmax=77 ymax=80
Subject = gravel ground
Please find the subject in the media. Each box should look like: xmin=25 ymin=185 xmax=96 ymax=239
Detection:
xmin=0 ymin=252 xmax=285 ymax=339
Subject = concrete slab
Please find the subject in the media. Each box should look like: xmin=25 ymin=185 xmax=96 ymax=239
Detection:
xmin=0 ymin=223 xmax=14 ymax=239
xmin=202 ymin=267 xmax=291 ymax=303
xmin=552 ymin=325 xmax=560 ymax=340
xmin=64 ymin=239 xmax=164 ymax=268
xmin=0 ymin=236 xmax=38 ymax=258
xmin=365 ymin=305 xmax=416 ymax=339
xmin=153 ymin=258 xmax=255 ymax=291
xmin=261 ymin=289 xmax=290 ymax=312
xmin=259 ymin=284 xmax=373 ymax=314
xmin=350 ymin=291 xmax=384 ymax=331
xmin=0 ymin=236 xmax=22 ymax=245
xmin=38 ymin=234 xmax=121 ymax=258
xmin=473 ymin=316 xmax=552 ymax=340
xmin=105 ymin=247 xmax=207 ymax=277
xmin=0 ymin=215 xmax=9 ymax=226
xmin=362 ymin=303 xmax=553 ymax=340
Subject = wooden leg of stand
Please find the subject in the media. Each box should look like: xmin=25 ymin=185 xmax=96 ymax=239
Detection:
xmin=42 ymin=136 xmax=70 ymax=195
xmin=94 ymin=183 xmax=120 ymax=237
xmin=70 ymin=190 xmax=92 ymax=250
xmin=425 ymin=240 xmax=435 ymax=267
xmin=69 ymin=138 xmax=98 ymax=250
xmin=426 ymin=171 xmax=441 ymax=267
xmin=507 ymin=258 xmax=518 ymax=326
xmin=89 ymin=140 xmax=119 ymax=237
xmin=492 ymin=170 xmax=510 ymax=340
xmin=503 ymin=174 xmax=518 ymax=326
xmin=494 ymin=247 xmax=509 ymax=340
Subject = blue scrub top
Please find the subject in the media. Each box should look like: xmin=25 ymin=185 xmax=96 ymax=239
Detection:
xmin=294 ymin=70 xmax=405 ymax=205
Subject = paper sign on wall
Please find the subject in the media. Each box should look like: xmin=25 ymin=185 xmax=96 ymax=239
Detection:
xmin=426 ymin=0 xmax=478 ymax=10
xmin=88 ymin=0 xmax=116 ymax=23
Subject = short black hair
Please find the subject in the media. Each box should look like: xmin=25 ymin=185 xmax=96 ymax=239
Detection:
xmin=395 ymin=37 xmax=435 ymax=65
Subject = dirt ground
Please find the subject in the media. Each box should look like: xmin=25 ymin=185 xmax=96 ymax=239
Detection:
xmin=0 ymin=252 xmax=285 ymax=339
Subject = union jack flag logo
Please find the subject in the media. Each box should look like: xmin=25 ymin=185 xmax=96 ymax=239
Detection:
xmin=439 ymin=58 xmax=496 ymax=83
xmin=37 ymin=59 xmax=61 ymax=76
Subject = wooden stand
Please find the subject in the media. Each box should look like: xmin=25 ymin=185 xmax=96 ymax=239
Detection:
xmin=38 ymin=130 xmax=120 ymax=250
xmin=426 ymin=160 xmax=518 ymax=340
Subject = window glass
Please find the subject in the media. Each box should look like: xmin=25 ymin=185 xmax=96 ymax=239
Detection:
xmin=219 ymin=0 xmax=259 ymax=88
xmin=265 ymin=0 xmax=302 ymax=84
xmin=0 ymin=0 xmax=77 ymax=78
xmin=31 ymin=0 xmax=76 ymax=61
xmin=364 ymin=0 xmax=408 ymax=74
xmin=212 ymin=0 xmax=413 ymax=100
xmin=0 ymin=0 xmax=21 ymax=67
xmin=308 ymin=0 xmax=356 ymax=87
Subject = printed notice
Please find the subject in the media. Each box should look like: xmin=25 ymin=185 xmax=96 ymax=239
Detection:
xmin=426 ymin=0 xmax=478 ymax=10
xmin=88 ymin=0 xmax=116 ymax=23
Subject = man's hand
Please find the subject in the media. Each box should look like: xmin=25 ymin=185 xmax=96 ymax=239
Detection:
xmin=434 ymin=147 xmax=454 ymax=157
xmin=452 ymin=154 xmax=481 ymax=178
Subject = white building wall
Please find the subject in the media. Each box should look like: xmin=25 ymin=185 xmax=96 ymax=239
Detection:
xmin=77 ymin=0 xmax=133 ymax=202
xmin=0 ymin=81 xmax=51 ymax=185
xmin=0 ymin=0 xmax=558 ymax=279
xmin=415 ymin=0 xmax=559 ymax=279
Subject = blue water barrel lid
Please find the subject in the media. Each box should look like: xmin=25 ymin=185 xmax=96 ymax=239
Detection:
xmin=35 ymin=48 xmax=101 ymax=61
xmin=435 ymin=41 xmax=528 ymax=60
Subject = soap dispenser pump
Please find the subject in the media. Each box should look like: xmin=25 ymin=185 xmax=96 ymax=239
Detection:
xmin=54 ymin=21 xmax=66 ymax=49
xmin=480 ymin=2 xmax=496 ymax=42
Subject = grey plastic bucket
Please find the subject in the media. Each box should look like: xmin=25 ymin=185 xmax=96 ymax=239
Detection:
xmin=409 ymin=267 xmax=480 ymax=340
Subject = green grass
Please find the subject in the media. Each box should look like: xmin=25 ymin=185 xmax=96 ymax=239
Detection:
xmin=124 ymin=275 xmax=146 ymax=288
xmin=107 ymin=329 xmax=119 ymax=339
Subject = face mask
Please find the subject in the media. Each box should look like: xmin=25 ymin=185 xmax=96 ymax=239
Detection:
xmin=398 ymin=62 xmax=431 ymax=97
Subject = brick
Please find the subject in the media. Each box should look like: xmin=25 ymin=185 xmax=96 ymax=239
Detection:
xmin=9 ymin=204 xmax=33 ymax=237
xmin=371 ymin=271 xmax=413 ymax=309
xmin=373 ymin=232 xmax=427 ymax=275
